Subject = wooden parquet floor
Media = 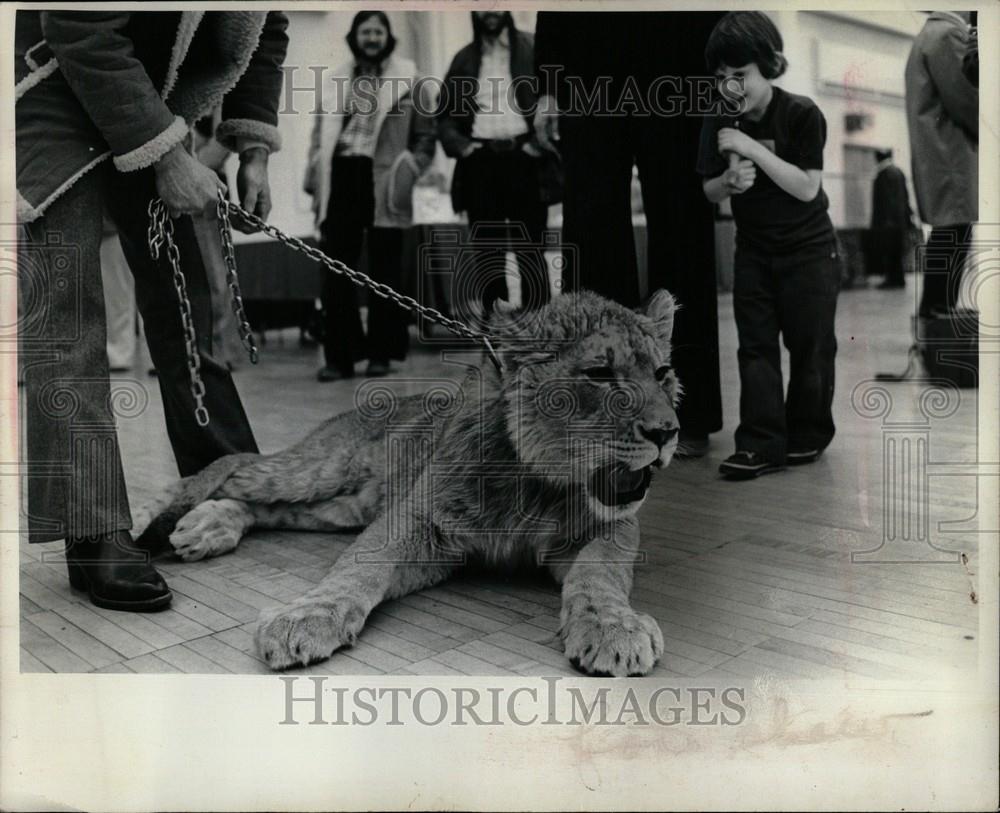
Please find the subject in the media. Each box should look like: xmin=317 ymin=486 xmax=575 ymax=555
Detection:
xmin=18 ymin=282 xmax=983 ymax=678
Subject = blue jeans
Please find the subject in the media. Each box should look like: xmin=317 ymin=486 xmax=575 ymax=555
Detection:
xmin=18 ymin=162 xmax=258 ymax=542
xmin=732 ymin=240 xmax=840 ymax=463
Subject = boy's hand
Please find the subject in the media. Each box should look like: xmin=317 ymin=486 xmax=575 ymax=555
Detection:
xmin=718 ymin=128 xmax=760 ymax=161
xmin=725 ymin=159 xmax=757 ymax=195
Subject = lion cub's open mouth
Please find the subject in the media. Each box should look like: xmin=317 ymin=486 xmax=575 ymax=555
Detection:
xmin=589 ymin=463 xmax=654 ymax=506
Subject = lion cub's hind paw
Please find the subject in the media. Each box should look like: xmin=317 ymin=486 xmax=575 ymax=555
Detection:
xmin=169 ymin=499 xmax=246 ymax=562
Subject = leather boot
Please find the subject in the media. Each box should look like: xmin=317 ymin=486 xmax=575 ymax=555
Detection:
xmin=65 ymin=530 xmax=172 ymax=612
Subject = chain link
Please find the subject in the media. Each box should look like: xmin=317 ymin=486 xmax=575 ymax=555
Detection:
xmin=216 ymin=199 xmax=504 ymax=372
xmin=216 ymin=189 xmax=259 ymax=364
xmin=148 ymin=199 xmax=210 ymax=427
xmin=148 ymin=196 xmax=505 ymax=428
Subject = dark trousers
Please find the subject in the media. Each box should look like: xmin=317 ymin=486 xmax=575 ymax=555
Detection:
xmin=732 ymin=240 xmax=840 ymax=462
xmin=559 ymin=113 xmax=723 ymax=436
xmin=18 ymin=163 xmax=258 ymax=543
xmin=868 ymin=226 xmax=906 ymax=286
xmin=320 ymin=156 xmax=408 ymax=374
xmin=460 ymin=147 xmax=550 ymax=314
xmin=920 ymin=223 xmax=972 ymax=317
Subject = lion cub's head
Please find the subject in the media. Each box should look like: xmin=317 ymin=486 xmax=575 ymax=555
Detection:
xmin=491 ymin=289 xmax=681 ymax=520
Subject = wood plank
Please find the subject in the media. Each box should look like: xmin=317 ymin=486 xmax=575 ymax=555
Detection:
xmin=92 ymin=662 xmax=134 ymax=674
xmin=154 ymin=644 xmax=230 ymax=674
xmin=377 ymin=601 xmax=481 ymax=643
xmin=482 ymin=631 xmax=575 ymax=671
xmin=20 ymin=619 xmax=94 ymax=673
xmin=166 ymin=574 xmax=258 ymax=624
xmin=51 ymin=604 xmax=154 ymax=660
xmin=423 ymin=585 xmax=529 ymax=625
xmin=432 ymin=647 xmax=517 ymax=676
xmin=184 ymin=636 xmax=272 ymax=674
xmin=341 ymin=641 xmax=411 ymax=673
xmin=18 ymin=571 xmax=76 ymax=614
xmin=168 ymin=592 xmax=242 ymax=633
xmin=456 ymin=639 xmax=545 ymax=672
xmin=406 ymin=657 xmax=466 ymax=676
xmin=27 ymin=611 xmax=123 ymax=669
xmin=399 ymin=594 xmax=508 ymax=633
xmin=366 ymin=611 xmax=459 ymax=652
xmin=754 ymin=637 xmax=912 ymax=680
xmin=20 ymin=647 xmax=53 ymax=673
xmin=354 ymin=626 xmax=437 ymax=663
xmin=124 ymin=653 xmax=184 ymax=674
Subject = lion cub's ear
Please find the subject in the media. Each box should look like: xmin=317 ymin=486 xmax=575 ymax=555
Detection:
xmin=641 ymin=289 xmax=677 ymax=344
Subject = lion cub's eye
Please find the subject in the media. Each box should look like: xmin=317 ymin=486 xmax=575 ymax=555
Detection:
xmin=581 ymin=366 xmax=616 ymax=383
xmin=655 ymin=364 xmax=673 ymax=382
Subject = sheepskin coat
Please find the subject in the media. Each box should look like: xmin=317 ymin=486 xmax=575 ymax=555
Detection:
xmin=15 ymin=10 xmax=289 ymax=222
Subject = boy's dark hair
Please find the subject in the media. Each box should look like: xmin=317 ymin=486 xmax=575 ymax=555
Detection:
xmin=705 ymin=12 xmax=788 ymax=79
xmin=345 ymin=10 xmax=397 ymax=62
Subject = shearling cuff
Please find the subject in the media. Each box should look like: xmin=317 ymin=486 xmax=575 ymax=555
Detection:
xmin=215 ymin=118 xmax=282 ymax=154
xmin=113 ymin=116 xmax=189 ymax=172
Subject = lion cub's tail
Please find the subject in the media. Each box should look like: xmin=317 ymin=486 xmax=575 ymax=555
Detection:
xmin=135 ymin=453 xmax=259 ymax=554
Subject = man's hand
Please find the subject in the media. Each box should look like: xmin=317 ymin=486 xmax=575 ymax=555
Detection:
xmin=154 ymin=143 xmax=226 ymax=219
xmin=234 ymin=147 xmax=272 ymax=233
xmin=461 ymin=142 xmax=482 ymax=159
xmin=724 ymin=159 xmax=757 ymax=195
xmin=717 ymin=128 xmax=760 ymax=162
xmin=534 ymin=93 xmax=560 ymax=152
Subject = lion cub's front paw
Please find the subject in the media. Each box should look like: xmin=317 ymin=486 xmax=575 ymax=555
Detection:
xmin=255 ymin=600 xmax=364 ymax=670
xmin=561 ymin=606 xmax=664 ymax=677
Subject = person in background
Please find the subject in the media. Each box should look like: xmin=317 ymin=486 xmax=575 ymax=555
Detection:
xmin=99 ymin=215 xmax=137 ymax=372
xmin=904 ymin=11 xmax=978 ymax=318
xmin=868 ymin=148 xmax=913 ymax=290
xmin=697 ymin=12 xmax=839 ymax=480
xmin=304 ymin=10 xmax=435 ymax=382
xmin=533 ymin=12 xmax=725 ymax=459
xmin=437 ymin=11 xmax=555 ymax=318
xmin=15 ymin=10 xmax=287 ymax=611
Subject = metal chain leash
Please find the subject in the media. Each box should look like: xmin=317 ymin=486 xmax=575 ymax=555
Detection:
xmin=215 ymin=190 xmax=259 ymax=364
xmin=217 ymin=198 xmax=504 ymax=370
xmin=147 ymin=199 xmax=210 ymax=427
xmin=147 ymin=194 xmax=504 ymax=427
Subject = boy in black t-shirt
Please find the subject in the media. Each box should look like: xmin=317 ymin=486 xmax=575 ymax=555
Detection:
xmin=698 ymin=12 xmax=839 ymax=480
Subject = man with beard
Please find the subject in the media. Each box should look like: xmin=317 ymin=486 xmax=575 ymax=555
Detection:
xmin=304 ymin=11 xmax=436 ymax=381
xmin=438 ymin=11 xmax=554 ymax=317
xmin=533 ymin=12 xmax=725 ymax=459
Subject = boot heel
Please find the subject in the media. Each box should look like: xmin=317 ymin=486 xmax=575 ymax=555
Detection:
xmin=66 ymin=561 xmax=90 ymax=592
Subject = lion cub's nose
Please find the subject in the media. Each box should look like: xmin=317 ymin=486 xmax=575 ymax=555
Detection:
xmin=639 ymin=425 xmax=678 ymax=449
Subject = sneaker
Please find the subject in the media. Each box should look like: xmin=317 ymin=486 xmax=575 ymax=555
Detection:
xmin=787 ymin=448 xmax=822 ymax=465
xmin=719 ymin=451 xmax=785 ymax=480
xmin=675 ymin=433 xmax=709 ymax=459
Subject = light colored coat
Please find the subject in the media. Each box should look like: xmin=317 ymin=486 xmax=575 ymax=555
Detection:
xmin=904 ymin=11 xmax=978 ymax=226
xmin=304 ymin=55 xmax=435 ymax=234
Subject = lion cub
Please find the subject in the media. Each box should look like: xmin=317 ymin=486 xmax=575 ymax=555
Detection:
xmin=136 ymin=290 xmax=681 ymax=676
